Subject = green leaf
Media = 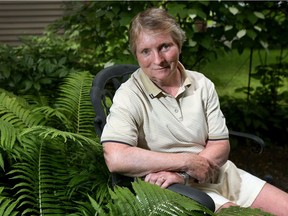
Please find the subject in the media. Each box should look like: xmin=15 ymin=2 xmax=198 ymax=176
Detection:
xmin=217 ymin=206 xmax=273 ymax=215
xmin=88 ymin=194 xmax=107 ymax=215
xmin=254 ymin=26 xmax=262 ymax=32
xmin=236 ymin=29 xmax=246 ymax=39
xmin=0 ymin=119 xmax=16 ymax=150
xmin=0 ymin=153 xmax=4 ymax=171
xmin=247 ymin=13 xmax=258 ymax=25
xmin=229 ymin=7 xmax=239 ymax=15
xmin=199 ymin=35 xmax=213 ymax=50
xmin=167 ymin=3 xmax=187 ymax=18
xmin=58 ymin=57 xmax=67 ymax=66
xmin=188 ymin=39 xmax=197 ymax=47
xmin=247 ymin=30 xmax=257 ymax=40
xmin=0 ymin=65 xmax=11 ymax=78
xmin=254 ymin=11 xmax=265 ymax=19
xmin=225 ymin=25 xmax=233 ymax=31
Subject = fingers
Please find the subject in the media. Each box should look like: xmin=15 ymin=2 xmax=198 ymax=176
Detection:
xmin=145 ymin=173 xmax=167 ymax=188
xmin=197 ymin=166 xmax=219 ymax=184
xmin=187 ymin=155 xmax=220 ymax=184
xmin=144 ymin=171 xmax=183 ymax=188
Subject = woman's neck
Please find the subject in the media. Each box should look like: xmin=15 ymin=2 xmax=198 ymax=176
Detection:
xmin=155 ymin=69 xmax=182 ymax=97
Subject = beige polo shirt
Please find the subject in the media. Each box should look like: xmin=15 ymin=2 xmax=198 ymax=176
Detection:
xmin=101 ymin=63 xmax=266 ymax=210
xmin=101 ymin=63 xmax=229 ymax=153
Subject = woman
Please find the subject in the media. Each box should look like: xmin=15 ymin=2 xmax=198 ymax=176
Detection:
xmin=101 ymin=8 xmax=288 ymax=214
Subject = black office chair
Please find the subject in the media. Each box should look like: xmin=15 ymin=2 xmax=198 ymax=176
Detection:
xmin=90 ymin=64 xmax=265 ymax=212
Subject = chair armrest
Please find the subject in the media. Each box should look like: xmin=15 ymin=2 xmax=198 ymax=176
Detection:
xmin=229 ymin=130 xmax=265 ymax=154
xmin=167 ymin=183 xmax=215 ymax=212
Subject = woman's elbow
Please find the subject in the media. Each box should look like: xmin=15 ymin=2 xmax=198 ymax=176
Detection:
xmin=103 ymin=148 xmax=119 ymax=173
xmin=103 ymin=142 xmax=128 ymax=173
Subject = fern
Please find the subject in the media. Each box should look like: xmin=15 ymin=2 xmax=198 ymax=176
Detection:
xmin=0 ymin=119 xmax=17 ymax=171
xmin=55 ymin=71 xmax=96 ymax=137
xmin=8 ymin=136 xmax=70 ymax=215
xmin=0 ymin=187 xmax=19 ymax=216
xmin=0 ymin=120 xmax=17 ymax=150
xmin=94 ymin=179 xmax=214 ymax=216
xmin=20 ymin=126 xmax=100 ymax=148
xmin=217 ymin=206 xmax=274 ymax=216
xmin=33 ymin=106 xmax=73 ymax=130
xmin=0 ymin=92 xmax=45 ymax=129
xmin=0 ymin=71 xmax=111 ymax=215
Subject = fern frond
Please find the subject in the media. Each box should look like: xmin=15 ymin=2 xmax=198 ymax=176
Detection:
xmin=0 ymin=119 xmax=21 ymax=171
xmin=55 ymin=71 xmax=96 ymax=137
xmin=100 ymin=179 xmax=214 ymax=216
xmin=8 ymin=136 xmax=70 ymax=215
xmin=64 ymin=141 xmax=110 ymax=213
xmin=22 ymin=94 xmax=50 ymax=107
xmin=20 ymin=126 xmax=100 ymax=148
xmin=33 ymin=106 xmax=73 ymax=130
xmin=0 ymin=120 xmax=17 ymax=150
xmin=0 ymin=187 xmax=19 ymax=216
xmin=0 ymin=92 xmax=45 ymax=129
xmin=0 ymin=153 xmax=5 ymax=171
xmin=67 ymin=200 xmax=98 ymax=216
xmin=88 ymin=194 xmax=107 ymax=216
xmin=217 ymin=206 xmax=274 ymax=216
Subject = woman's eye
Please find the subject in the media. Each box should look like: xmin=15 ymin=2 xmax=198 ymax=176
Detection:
xmin=161 ymin=44 xmax=170 ymax=51
xmin=141 ymin=49 xmax=150 ymax=56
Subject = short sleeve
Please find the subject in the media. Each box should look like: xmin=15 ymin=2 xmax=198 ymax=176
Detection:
xmin=205 ymin=80 xmax=229 ymax=140
xmin=100 ymin=86 xmax=140 ymax=146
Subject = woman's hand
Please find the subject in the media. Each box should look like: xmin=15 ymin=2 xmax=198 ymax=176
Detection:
xmin=184 ymin=154 xmax=220 ymax=184
xmin=144 ymin=171 xmax=184 ymax=188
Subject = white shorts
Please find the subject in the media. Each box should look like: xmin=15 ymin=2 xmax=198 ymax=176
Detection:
xmin=190 ymin=160 xmax=266 ymax=211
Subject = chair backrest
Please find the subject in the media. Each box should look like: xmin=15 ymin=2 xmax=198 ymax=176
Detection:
xmin=90 ymin=64 xmax=139 ymax=137
xmin=90 ymin=64 xmax=139 ymax=187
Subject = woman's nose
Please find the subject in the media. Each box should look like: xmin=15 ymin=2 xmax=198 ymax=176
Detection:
xmin=153 ymin=51 xmax=164 ymax=64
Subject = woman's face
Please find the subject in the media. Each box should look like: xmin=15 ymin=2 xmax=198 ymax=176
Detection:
xmin=135 ymin=30 xmax=180 ymax=85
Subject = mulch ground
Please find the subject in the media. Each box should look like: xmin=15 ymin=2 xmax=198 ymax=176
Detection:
xmin=229 ymin=145 xmax=288 ymax=192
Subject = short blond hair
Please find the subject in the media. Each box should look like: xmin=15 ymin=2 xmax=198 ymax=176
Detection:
xmin=129 ymin=8 xmax=186 ymax=57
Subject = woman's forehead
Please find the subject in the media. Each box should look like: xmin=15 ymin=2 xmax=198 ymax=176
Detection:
xmin=136 ymin=31 xmax=174 ymax=47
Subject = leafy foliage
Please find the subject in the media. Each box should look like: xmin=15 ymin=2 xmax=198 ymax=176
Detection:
xmin=55 ymin=71 xmax=96 ymax=136
xmin=218 ymin=206 xmax=274 ymax=216
xmin=94 ymin=179 xmax=214 ymax=216
xmin=0 ymin=187 xmax=19 ymax=215
xmin=0 ymin=36 xmax=77 ymax=99
xmin=9 ymin=137 xmax=70 ymax=215
xmin=0 ymin=71 xmax=109 ymax=215
xmin=51 ymin=1 xmax=288 ymax=70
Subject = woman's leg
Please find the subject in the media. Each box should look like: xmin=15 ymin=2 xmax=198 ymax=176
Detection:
xmin=251 ymin=183 xmax=288 ymax=216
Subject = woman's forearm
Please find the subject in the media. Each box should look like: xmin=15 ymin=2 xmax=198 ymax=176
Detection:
xmin=103 ymin=141 xmax=222 ymax=183
xmin=103 ymin=142 xmax=188 ymax=177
